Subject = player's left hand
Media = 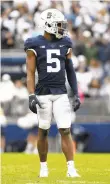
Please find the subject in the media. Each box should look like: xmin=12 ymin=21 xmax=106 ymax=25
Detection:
xmin=73 ymin=95 xmax=81 ymax=112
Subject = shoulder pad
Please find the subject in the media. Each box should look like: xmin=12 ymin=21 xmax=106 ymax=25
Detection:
xmin=24 ymin=37 xmax=38 ymax=51
xmin=63 ymin=36 xmax=73 ymax=48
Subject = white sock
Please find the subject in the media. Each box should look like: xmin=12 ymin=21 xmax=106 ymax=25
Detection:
xmin=40 ymin=162 xmax=47 ymax=168
xmin=67 ymin=161 xmax=75 ymax=168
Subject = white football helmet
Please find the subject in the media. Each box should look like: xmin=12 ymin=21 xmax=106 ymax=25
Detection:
xmin=39 ymin=9 xmax=68 ymax=39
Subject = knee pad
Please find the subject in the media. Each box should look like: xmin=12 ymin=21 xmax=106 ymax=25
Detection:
xmin=60 ymin=128 xmax=70 ymax=135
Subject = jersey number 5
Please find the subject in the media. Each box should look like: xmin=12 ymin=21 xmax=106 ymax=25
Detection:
xmin=47 ymin=49 xmax=61 ymax=73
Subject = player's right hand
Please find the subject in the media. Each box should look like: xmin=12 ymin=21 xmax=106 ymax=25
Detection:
xmin=29 ymin=94 xmax=41 ymax=114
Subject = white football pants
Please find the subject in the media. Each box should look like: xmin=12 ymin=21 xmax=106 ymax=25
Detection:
xmin=36 ymin=94 xmax=72 ymax=130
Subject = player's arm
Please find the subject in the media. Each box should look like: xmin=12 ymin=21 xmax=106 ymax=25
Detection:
xmin=26 ymin=50 xmax=41 ymax=113
xmin=26 ymin=50 xmax=36 ymax=94
xmin=65 ymin=49 xmax=81 ymax=111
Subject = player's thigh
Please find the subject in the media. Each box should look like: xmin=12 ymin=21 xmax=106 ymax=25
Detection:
xmin=53 ymin=94 xmax=72 ymax=129
xmin=37 ymin=95 xmax=52 ymax=130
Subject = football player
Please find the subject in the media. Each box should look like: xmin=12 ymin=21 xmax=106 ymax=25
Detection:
xmin=24 ymin=9 xmax=81 ymax=178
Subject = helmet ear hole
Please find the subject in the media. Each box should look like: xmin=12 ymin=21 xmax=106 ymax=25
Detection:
xmin=48 ymin=24 xmax=51 ymax=28
xmin=57 ymin=23 xmax=61 ymax=27
xmin=45 ymin=22 xmax=51 ymax=28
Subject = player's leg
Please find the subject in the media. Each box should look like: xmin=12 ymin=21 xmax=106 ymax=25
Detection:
xmin=53 ymin=94 xmax=80 ymax=177
xmin=53 ymin=95 xmax=73 ymax=160
xmin=37 ymin=128 xmax=48 ymax=162
xmin=37 ymin=95 xmax=52 ymax=177
xmin=59 ymin=128 xmax=80 ymax=177
xmin=59 ymin=128 xmax=73 ymax=161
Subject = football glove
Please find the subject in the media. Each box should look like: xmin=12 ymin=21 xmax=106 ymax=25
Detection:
xmin=29 ymin=94 xmax=41 ymax=114
xmin=73 ymin=95 xmax=81 ymax=112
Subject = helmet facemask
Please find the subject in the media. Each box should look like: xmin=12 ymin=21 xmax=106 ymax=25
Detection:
xmin=50 ymin=21 xmax=68 ymax=39
xmin=56 ymin=21 xmax=68 ymax=39
xmin=44 ymin=20 xmax=68 ymax=39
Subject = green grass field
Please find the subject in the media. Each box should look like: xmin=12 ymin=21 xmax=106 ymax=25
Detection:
xmin=1 ymin=153 xmax=110 ymax=184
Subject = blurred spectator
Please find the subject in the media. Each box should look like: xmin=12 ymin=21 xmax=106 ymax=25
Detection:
xmin=89 ymin=79 xmax=101 ymax=97
xmin=95 ymin=33 xmax=110 ymax=64
xmin=66 ymin=2 xmax=80 ymax=28
xmin=89 ymin=59 xmax=104 ymax=80
xmin=14 ymin=79 xmax=28 ymax=99
xmin=11 ymin=80 xmax=28 ymax=116
xmin=76 ymin=55 xmax=92 ymax=96
xmin=1 ymin=26 xmax=15 ymax=49
xmin=20 ymin=22 xmax=33 ymax=42
xmin=82 ymin=31 xmax=98 ymax=64
xmin=0 ymin=74 xmax=15 ymax=115
xmin=1 ymin=0 xmax=110 ymax=52
xmin=2 ymin=10 xmax=20 ymax=34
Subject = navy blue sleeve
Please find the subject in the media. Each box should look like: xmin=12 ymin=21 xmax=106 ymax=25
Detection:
xmin=24 ymin=38 xmax=33 ymax=51
xmin=65 ymin=36 xmax=73 ymax=54
xmin=66 ymin=36 xmax=73 ymax=48
xmin=24 ymin=38 xmax=37 ymax=56
xmin=65 ymin=58 xmax=78 ymax=95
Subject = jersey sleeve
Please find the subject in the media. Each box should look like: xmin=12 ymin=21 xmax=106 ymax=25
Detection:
xmin=65 ymin=36 xmax=73 ymax=55
xmin=24 ymin=38 xmax=37 ymax=56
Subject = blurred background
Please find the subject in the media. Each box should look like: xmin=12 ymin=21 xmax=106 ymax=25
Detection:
xmin=1 ymin=0 xmax=110 ymax=154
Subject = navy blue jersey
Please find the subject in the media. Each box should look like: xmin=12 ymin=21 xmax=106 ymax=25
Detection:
xmin=24 ymin=35 xmax=72 ymax=95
